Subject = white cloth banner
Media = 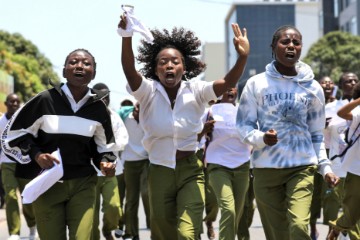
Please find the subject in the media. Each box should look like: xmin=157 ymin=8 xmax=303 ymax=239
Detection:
xmin=22 ymin=149 xmax=63 ymax=204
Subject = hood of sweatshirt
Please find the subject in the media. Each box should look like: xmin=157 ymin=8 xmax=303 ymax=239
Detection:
xmin=265 ymin=60 xmax=314 ymax=83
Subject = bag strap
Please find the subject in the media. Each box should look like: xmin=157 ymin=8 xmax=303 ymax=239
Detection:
xmin=330 ymin=122 xmax=360 ymax=160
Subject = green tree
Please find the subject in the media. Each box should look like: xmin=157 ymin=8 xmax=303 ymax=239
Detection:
xmin=0 ymin=30 xmax=59 ymax=102
xmin=303 ymin=31 xmax=360 ymax=85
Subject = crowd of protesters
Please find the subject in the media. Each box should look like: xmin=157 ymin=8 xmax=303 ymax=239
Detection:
xmin=1 ymin=8 xmax=360 ymax=240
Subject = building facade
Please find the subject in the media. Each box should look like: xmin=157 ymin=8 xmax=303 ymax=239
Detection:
xmin=224 ymin=0 xmax=322 ymax=94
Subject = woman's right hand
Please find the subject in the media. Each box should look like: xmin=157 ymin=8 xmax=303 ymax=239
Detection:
xmin=118 ymin=14 xmax=127 ymax=30
xmin=263 ymin=129 xmax=278 ymax=146
xmin=35 ymin=152 xmax=60 ymax=169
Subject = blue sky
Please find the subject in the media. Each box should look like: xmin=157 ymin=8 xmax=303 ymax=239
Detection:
xmin=0 ymin=0 xmax=233 ymax=109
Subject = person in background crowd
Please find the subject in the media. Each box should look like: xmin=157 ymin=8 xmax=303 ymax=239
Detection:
xmin=118 ymin=11 xmax=249 ymax=238
xmin=237 ymin=25 xmax=339 ymax=240
xmin=197 ymin=99 xmax=218 ymax=240
xmin=327 ymin=81 xmax=360 ymax=239
xmin=205 ymin=87 xmax=251 ymax=239
xmin=91 ymin=82 xmax=129 ymax=240
xmin=114 ymin=97 xmax=135 ymax=238
xmin=118 ymin=102 xmax=150 ymax=240
xmin=0 ymin=93 xmax=37 ymax=240
xmin=309 ymin=75 xmax=337 ymax=240
xmin=120 ymin=99 xmax=134 ymax=108
xmin=324 ymin=73 xmax=360 ymax=240
xmin=0 ymin=49 xmax=119 ymax=240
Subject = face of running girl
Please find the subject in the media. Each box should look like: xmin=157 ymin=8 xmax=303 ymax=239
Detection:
xmin=155 ymin=48 xmax=185 ymax=89
xmin=273 ymin=28 xmax=302 ymax=68
xmin=63 ymin=50 xmax=96 ymax=89
xmin=221 ymin=88 xmax=238 ymax=105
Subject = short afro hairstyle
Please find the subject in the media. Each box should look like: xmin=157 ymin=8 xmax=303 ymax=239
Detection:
xmin=136 ymin=27 xmax=206 ymax=81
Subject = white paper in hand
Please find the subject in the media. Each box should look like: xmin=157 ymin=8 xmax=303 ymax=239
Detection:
xmin=22 ymin=149 xmax=63 ymax=204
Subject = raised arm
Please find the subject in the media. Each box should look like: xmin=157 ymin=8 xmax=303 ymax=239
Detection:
xmin=118 ymin=15 xmax=142 ymax=91
xmin=337 ymin=98 xmax=360 ymax=120
xmin=213 ymin=23 xmax=250 ymax=97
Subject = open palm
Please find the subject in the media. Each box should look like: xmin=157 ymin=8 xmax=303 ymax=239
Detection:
xmin=232 ymin=23 xmax=250 ymax=57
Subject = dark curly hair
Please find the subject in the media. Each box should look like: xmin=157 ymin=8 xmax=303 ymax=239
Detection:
xmin=136 ymin=27 xmax=206 ymax=81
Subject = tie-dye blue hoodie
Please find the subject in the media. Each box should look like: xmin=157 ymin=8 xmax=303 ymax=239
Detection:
xmin=236 ymin=61 xmax=332 ymax=176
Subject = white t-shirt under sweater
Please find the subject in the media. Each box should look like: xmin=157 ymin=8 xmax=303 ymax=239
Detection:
xmin=129 ymin=77 xmax=217 ymax=169
xmin=0 ymin=114 xmax=14 ymax=164
xmin=205 ymin=103 xmax=251 ymax=168
xmin=237 ymin=61 xmax=332 ymax=176
xmin=341 ymin=109 xmax=360 ymax=176
xmin=324 ymin=99 xmax=354 ymax=177
xmin=121 ymin=112 xmax=148 ymax=161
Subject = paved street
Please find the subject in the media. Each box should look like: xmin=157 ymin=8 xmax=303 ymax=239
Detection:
xmin=0 ymin=199 xmax=330 ymax=240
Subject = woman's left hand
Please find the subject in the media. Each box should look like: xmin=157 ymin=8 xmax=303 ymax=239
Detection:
xmin=100 ymin=162 xmax=116 ymax=177
xmin=231 ymin=23 xmax=250 ymax=57
xmin=324 ymin=172 xmax=340 ymax=188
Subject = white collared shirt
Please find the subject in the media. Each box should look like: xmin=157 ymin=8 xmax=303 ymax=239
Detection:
xmin=130 ymin=77 xmax=217 ymax=169
xmin=61 ymin=83 xmax=95 ymax=112
xmin=122 ymin=112 xmax=148 ymax=161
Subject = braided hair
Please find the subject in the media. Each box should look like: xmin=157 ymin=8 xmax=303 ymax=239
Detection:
xmin=270 ymin=25 xmax=302 ymax=59
xmin=64 ymin=48 xmax=97 ymax=71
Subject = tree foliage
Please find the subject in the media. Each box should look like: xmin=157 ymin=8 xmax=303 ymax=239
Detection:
xmin=0 ymin=30 xmax=59 ymax=102
xmin=303 ymin=31 xmax=360 ymax=85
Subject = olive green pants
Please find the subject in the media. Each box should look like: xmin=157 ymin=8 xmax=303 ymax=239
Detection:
xmin=116 ymin=173 xmax=126 ymax=231
xmin=124 ymin=159 xmax=150 ymax=236
xmin=1 ymin=163 xmax=36 ymax=235
xmin=329 ymin=172 xmax=360 ymax=239
xmin=148 ymin=154 xmax=205 ymax=240
xmin=310 ymin=172 xmax=323 ymax=225
xmin=253 ymin=165 xmax=316 ymax=240
xmin=203 ymin=168 xmax=218 ymax=223
xmin=92 ymin=176 xmax=122 ymax=239
xmin=237 ymin=169 xmax=255 ymax=240
xmin=208 ymin=162 xmax=250 ymax=240
xmin=33 ymin=174 xmax=97 ymax=240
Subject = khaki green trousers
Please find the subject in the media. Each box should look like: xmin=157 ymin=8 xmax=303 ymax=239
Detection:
xmin=33 ymin=174 xmax=97 ymax=240
xmin=148 ymin=154 xmax=205 ymax=240
xmin=253 ymin=165 xmax=316 ymax=240
xmin=237 ymin=169 xmax=255 ymax=240
xmin=208 ymin=162 xmax=250 ymax=240
xmin=124 ymin=159 xmax=150 ymax=236
xmin=329 ymin=172 xmax=360 ymax=239
xmin=92 ymin=176 xmax=122 ymax=239
xmin=116 ymin=173 xmax=126 ymax=230
xmin=1 ymin=163 xmax=36 ymax=235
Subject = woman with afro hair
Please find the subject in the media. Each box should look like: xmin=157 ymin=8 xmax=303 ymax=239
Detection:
xmin=118 ymin=15 xmax=249 ymax=240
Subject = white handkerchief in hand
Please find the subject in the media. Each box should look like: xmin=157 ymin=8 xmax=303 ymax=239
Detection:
xmin=117 ymin=5 xmax=154 ymax=43
xmin=21 ymin=149 xmax=64 ymax=204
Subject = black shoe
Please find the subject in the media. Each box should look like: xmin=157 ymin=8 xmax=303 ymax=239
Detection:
xmin=132 ymin=236 xmax=139 ymax=240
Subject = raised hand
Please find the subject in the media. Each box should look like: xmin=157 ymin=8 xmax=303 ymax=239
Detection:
xmin=231 ymin=23 xmax=250 ymax=58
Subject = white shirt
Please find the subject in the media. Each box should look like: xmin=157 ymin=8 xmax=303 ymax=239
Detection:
xmin=61 ymin=83 xmax=94 ymax=112
xmin=324 ymin=99 xmax=352 ymax=177
xmin=0 ymin=114 xmax=14 ymax=164
xmin=130 ymin=78 xmax=217 ymax=168
xmin=205 ymin=103 xmax=251 ymax=168
xmin=121 ymin=112 xmax=148 ymax=161
xmin=341 ymin=109 xmax=360 ymax=176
